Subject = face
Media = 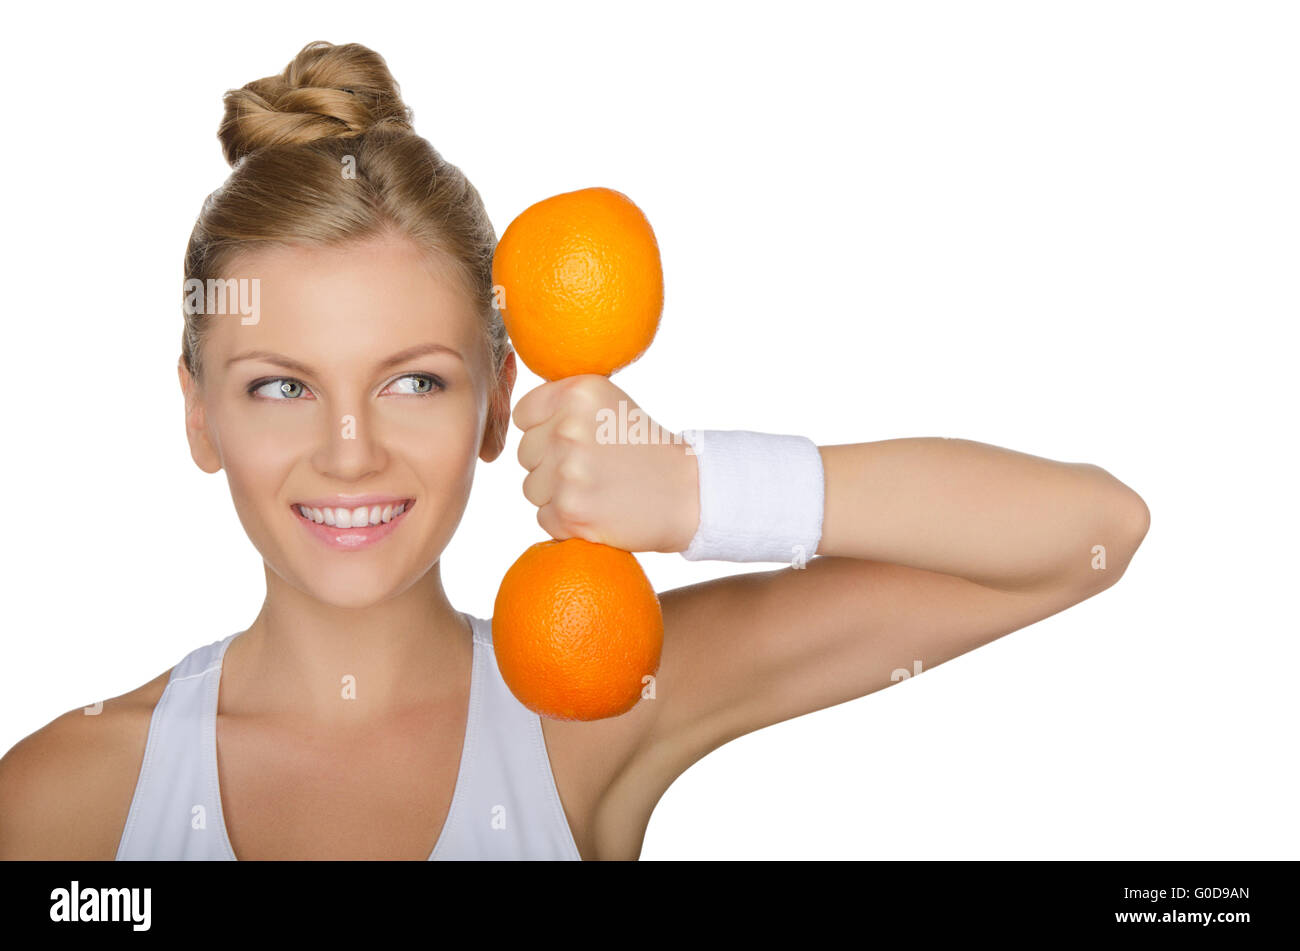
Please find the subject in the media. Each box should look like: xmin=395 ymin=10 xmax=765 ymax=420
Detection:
xmin=179 ymin=231 xmax=516 ymax=608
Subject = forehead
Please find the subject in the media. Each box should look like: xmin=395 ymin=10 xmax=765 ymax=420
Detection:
xmin=208 ymin=233 xmax=485 ymax=371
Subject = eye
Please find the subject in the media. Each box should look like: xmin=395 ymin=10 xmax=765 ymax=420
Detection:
xmin=384 ymin=373 xmax=446 ymax=396
xmin=248 ymin=378 xmax=312 ymax=400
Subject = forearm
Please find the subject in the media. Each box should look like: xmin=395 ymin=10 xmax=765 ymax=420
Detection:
xmin=817 ymin=437 xmax=1150 ymax=592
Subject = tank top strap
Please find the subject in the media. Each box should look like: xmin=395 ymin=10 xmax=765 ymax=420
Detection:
xmin=429 ymin=614 xmax=581 ymax=860
xmin=115 ymin=633 xmax=240 ymax=860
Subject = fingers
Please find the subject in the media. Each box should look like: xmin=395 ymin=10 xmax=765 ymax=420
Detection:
xmin=522 ymin=451 xmax=599 ymax=543
xmin=512 ymin=374 xmax=617 ymax=544
xmin=520 ymin=453 xmax=557 ymax=509
xmin=535 ymin=503 xmax=574 ymax=542
xmin=512 ymin=374 xmax=612 ymax=433
xmin=511 ymin=378 xmax=567 ymax=432
xmin=516 ymin=419 xmax=551 ymax=472
xmin=514 ymin=376 xmax=608 ymax=471
xmin=516 ymin=411 xmax=594 ymax=471
xmin=512 ymin=379 xmax=577 ymax=474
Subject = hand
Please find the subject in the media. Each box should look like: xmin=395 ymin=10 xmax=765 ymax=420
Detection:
xmin=511 ymin=374 xmax=700 ymax=553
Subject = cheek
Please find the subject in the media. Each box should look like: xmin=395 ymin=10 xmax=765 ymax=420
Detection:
xmin=410 ymin=412 xmax=481 ymax=484
xmin=208 ymin=406 xmax=304 ymax=500
xmin=359 ymin=384 xmax=483 ymax=452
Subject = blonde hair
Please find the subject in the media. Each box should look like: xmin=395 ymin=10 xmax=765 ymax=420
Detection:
xmin=181 ymin=41 xmax=508 ymax=383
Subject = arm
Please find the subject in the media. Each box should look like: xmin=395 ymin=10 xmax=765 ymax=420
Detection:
xmin=510 ymin=378 xmax=1150 ymax=852
xmin=815 ymin=437 xmax=1148 ymax=592
xmin=610 ymin=436 xmax=1149 ymax=811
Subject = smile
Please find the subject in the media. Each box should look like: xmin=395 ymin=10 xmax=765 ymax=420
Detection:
xmin=293 ymin=500 xmax=412 ymax=527
xmin=290 ymin=497 xmax=416 ymax=551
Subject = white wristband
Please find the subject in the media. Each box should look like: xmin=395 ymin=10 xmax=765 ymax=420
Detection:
xmin=678 ymin=429 xmax=825 ymax=565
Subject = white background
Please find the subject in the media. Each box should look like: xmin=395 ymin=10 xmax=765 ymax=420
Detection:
xmin=1 ymin=1 xmax=1295 ymax=859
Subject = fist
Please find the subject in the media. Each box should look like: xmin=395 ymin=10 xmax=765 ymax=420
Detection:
xmin=511 ymin=374 xmax=700 ymax=553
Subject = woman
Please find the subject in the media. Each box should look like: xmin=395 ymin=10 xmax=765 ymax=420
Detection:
xmin=0 ymin=41 xmax=1149 ymax=861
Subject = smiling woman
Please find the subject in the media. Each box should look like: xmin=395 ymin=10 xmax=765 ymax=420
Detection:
xmin=0 ymin=38 xmax=1149 ymax=864
xmin=0 ymin=40 xmax=624 ymax=862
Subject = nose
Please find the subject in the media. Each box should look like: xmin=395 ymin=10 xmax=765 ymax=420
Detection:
xmin=311 ymin=403 xmax=390 ymax=482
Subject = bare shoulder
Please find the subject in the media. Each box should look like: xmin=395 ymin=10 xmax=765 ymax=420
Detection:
xmin=0 ymin=668 xmax=172 ymax=860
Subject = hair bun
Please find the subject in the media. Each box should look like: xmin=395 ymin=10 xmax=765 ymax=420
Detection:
xmin=218 ymin=41 xmax=414 ymax=165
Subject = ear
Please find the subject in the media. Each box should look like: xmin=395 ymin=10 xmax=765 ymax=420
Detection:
xmin=178 ymin=356 xmax=223 ymax=474
xmin=479 ymin=349 xmax=518 ymax=463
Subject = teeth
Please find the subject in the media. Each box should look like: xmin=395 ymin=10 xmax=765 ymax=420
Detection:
xmin=297 ymin=502 xmax=409 ymax=528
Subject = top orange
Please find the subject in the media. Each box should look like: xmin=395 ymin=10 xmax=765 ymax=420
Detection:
xmin=492 ymin=187 xmax=664 ymax=380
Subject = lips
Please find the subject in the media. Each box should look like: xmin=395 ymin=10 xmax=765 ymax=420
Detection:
xmin=290 ymin=497 xmax=417 ymax=551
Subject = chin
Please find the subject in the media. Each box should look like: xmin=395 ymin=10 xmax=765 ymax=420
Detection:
xmin=301 ymin=573 xmax=412 ymax=610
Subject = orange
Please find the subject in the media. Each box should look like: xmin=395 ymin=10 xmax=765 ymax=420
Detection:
xmin=492 ymin=187 xmax=664 ymax=380
xmin=493 ymin=538 xmax=663 ymax=721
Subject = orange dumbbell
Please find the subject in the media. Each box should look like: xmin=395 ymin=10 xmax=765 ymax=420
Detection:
xmin=491 ymin=187 xmax=665 ymax=721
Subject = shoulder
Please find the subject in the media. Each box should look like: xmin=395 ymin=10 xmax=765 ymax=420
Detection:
xmin=0 ymin=667 xmax=172 ymax=860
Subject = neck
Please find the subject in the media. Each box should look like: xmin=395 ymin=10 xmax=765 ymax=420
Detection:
xmin=221 ymin=561 xmax=473 ymax=726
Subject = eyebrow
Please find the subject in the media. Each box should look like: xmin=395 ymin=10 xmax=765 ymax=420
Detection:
xmin=225 ymin=342 xmax=464 ymax=375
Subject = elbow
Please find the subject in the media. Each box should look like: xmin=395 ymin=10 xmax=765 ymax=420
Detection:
xmin=1129 ymin=491 xmax=1151 ymax=548
xmin=1117 ymin=481 xmax=1150 ymax=554
xmin=1092 ymin=487 xmax=1150 ymax=589
xmin=1079 ymin=462 xmax=1150 ymax=560
xmin=1066 ymin=464 xmax=1149 ymax=595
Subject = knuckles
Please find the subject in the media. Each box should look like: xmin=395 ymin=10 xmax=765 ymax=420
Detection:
xmin=552 ymin=484 xmax=589 ymax=522
xmin=556 ymin=452 xmax=589 ymax=485
xmin=546 ymin=483 xmax=593 ymax=536
xmin=556 ymin=375 xmax=622 ymax=420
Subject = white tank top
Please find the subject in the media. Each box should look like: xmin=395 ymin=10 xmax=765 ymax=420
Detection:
xmin=115 ymin=611 xmax=582 ymax=860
